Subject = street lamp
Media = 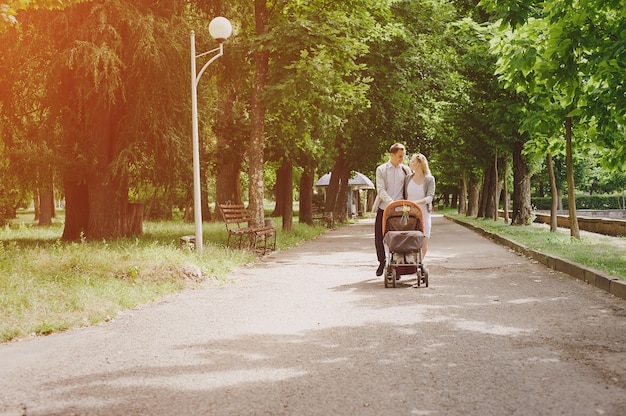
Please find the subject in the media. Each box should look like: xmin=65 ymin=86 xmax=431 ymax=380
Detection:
xmin=190 ymin=16 xmax=232 ymax=254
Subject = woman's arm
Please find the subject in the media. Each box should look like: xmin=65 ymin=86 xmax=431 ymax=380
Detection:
xmin=424 ymin=175 xmax=435 ymax=205
xmin=415 ymin=175 xmax=435 ymax=205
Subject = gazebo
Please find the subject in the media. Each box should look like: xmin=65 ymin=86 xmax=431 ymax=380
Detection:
xmin=314 ymin=171 xmax=375 ymax=217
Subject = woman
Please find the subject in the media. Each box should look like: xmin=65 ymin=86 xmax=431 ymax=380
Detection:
xmin=404 ymin=153 xmax=436 ymax=259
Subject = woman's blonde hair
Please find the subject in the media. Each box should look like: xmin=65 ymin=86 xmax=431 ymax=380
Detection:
xmin=410 ymin=153 xmax=431 ymax=175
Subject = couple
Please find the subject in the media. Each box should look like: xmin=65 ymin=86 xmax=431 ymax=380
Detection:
xmin=373 ymin=143 xmax=436 ymax=277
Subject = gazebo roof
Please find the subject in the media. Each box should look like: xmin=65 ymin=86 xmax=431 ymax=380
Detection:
xmin=314 ymin=171 xmax=375 ymax=190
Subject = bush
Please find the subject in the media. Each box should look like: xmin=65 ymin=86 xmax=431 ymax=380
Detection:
xmin=0 ymin=199 xmax=14 ymax=227
xmin=531 ymin=195 xmax=625 ymax=210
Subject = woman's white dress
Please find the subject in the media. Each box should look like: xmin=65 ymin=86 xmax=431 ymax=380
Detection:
xmin=406 ymin=180 xmax=431 ymax=237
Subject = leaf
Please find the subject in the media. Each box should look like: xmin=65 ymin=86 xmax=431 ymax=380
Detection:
xmin=567 ymin=108 xmax=583 ymax=118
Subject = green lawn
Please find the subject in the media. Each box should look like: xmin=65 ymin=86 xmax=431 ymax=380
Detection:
xmin=0 ymin=213 xmax=327 ymax=343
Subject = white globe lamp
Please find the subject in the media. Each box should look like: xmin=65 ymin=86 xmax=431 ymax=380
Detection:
xmin=209 ymin=17 xmax=232 ymax=43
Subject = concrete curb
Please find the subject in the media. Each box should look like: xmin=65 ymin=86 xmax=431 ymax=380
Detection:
xmin=444 ymin=215 xmax=626 ymax=301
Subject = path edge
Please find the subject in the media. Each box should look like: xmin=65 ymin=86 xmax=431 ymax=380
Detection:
xmin=444 ymin=215 xmax=626 ymax=301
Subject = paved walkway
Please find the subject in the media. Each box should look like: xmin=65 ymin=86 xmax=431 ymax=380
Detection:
xmin=1 ymin=215 xmax=625 ymax=416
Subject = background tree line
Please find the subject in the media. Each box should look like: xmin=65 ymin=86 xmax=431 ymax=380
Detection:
xmin=0 ymin=0 xmax=623 ymax=239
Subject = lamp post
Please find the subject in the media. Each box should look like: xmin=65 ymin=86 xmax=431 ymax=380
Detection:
xmin=190 ymin=16 xmax=232 ymax=254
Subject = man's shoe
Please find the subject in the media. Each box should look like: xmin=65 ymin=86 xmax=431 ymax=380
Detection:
xmin=376 ymin=262 xmax=385 ymax=276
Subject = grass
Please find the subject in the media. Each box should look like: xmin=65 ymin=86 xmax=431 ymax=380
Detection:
xmin=0 ymin=212 xmax=328 ymax=343
xmin=443 ymin=210 xmax=626 ymax=281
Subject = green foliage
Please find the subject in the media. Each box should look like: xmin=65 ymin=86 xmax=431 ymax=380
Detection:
xmin=1 ymin=1 xmax=196 ymax=239
xmin=487 ymin=0 xmax=626 ymax=171
xmin=348 ymin=0 xmax=465 ymax=178
xmin=0 ymin=180 xmax=18 ymax=227
xmin=2 ymin=0 xmax=623 ymax=240
xmin=530 ymin=143 xmax=625 ymax=200
xmin=263 ymin=0 xmax=381 ymax=172
xmin=531 ymin=195 xmax=626 ymax=211
xmin=1 ymin=0 xmax=86 ymax=28
xmin=44 ymin=0 xmax=192 ymax=187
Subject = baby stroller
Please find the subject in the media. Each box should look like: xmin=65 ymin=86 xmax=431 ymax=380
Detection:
xmin=382 ymin=200 xmax=429 ymax=288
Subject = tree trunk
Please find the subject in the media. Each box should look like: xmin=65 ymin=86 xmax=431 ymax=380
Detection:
xmin=214 ymin=80 xmax=243 ymax=219
xmin=280 ymin=160 xmax=293 ymax=232
xmin=493 ymin=154 xmax=499 ymax=221
xmin=477 ymin=172 xmax=486 ymax=218
xmin=366 ymin=189 xmax=375 ymax=212
xmin=458 ymin=170 xmax=467 ymax=215
xmin=215 ymin=158 xmax=242 ymax=205
xmin=299 ymin=165 xmax=314 ymax=225
xmin=565 ymin=117 xmax=581 ymax=239
xmin=325 ymin=148 xmax=344 ymax=216
xmin=87 ymin=173 xmax=128 ymax=239
xmin=127 ymin=203 xmax=143 ymax=235
xmin=510 ymin=138 xmax=532 ymax=225
xmin=38 ymin=185 xmax=54 ymax=226
xmin=502 ymin=157 xmax=509 ymax=224
xmin=325 ymin=170 xmax=341 ymax=215
xmin=479 ymin=166 xmax=495 ymax=219
xmin=547 ymin=153 xmax=558 ymax=232
xmin=467 ymin=173 xmax=480 ymax=217
xmin=336 ymin=169 xmax=350 ymax=223
xmin=35 ymin=165 xmax=55 ymax=227
xmin=62 ymin=179 xmax=89 ymax=241
xmin=200 ymin=146 xmax=211 ymax=223
xmin=85 ymin=103 xmax=128 ymax=240
xmin=33 ymin=187 xmax=40 ymax=221
xmin=248 ymin=0 xmax=269 ymax=228
xmin=271 ymin=161 xmax=290 ymax=217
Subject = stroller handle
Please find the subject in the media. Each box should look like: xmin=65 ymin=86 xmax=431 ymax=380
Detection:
xmin=382 ymin=200 xmax=424 ymax=234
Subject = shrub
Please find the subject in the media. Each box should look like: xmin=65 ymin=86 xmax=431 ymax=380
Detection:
xmin=531 ymin=195 xmax=625 ymax=210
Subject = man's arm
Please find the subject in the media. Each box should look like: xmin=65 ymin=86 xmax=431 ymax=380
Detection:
xmin=376 ymin=165 xmax=393 ymax=204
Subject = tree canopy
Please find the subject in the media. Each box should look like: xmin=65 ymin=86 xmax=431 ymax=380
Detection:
xmin=1 ymin=0 xmax=623 ymax=237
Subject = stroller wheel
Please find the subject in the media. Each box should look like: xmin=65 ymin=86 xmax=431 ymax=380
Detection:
xmin=423 ymin=269 xmax=429 ymax=287
xmin=391 ymin=268 xmax=397 ymax=288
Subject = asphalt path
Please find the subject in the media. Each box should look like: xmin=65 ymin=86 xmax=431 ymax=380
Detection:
xmin=1 ymin=215 xmax=625 ymax=416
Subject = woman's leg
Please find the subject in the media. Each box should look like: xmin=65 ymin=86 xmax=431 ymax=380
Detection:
xmin=421 ymin=237 xmax=429 ymax=259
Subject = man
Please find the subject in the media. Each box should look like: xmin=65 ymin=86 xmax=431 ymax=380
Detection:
xmin=372 ymin=143 xmax=410 ymax=276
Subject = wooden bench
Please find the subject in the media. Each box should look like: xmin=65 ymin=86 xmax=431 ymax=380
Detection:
xmin=312 ymin=205 xmax=335 ymax=229
xmin=217 ymin=203 xmax=276 ymax=253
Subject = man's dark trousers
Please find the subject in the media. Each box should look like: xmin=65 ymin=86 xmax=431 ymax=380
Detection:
xmin=375 ymin=208 xmax=385 ymax=265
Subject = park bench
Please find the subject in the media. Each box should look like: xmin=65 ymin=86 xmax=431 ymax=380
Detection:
xmin=217 ymin=203 xmax=276 ymax=254
xmin=312 ymin=205 xmax=334 ymax=229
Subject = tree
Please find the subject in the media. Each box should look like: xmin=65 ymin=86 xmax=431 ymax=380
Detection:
xmin=0 ymin=0 xmax=86 ymax=28
xmin=1 ymin=2 xmax=199 ymax=236
xmin=346 ymin=0 xmax=464 ymax=220
xmin=435 ymin=9 xmax=532 ymax=225
xmin=263 ymin=0 xmax=380 ymax=224
xmin=485 ymin=0 xmax=626 ymax=238
xmin=244 ymin=0 xmax=270 ymax=228
xmin=0 ymin=5 xmax=62 ymax=227
xmin=39 ymin=1 xmax=190 ymax=240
